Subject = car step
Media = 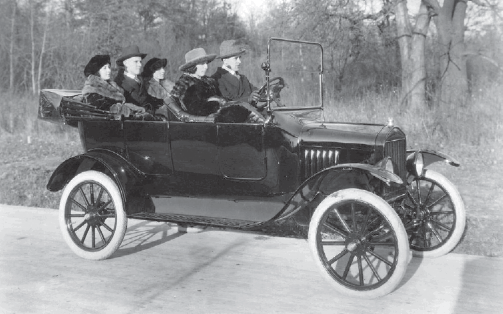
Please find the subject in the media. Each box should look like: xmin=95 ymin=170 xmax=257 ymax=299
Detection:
xmin=128 ymin=212 xmax=262 ymax=229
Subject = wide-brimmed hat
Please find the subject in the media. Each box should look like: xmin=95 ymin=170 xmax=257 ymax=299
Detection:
xmin=179 ymin=48 xmax=216 ymax=71
xmin=116 ymin=45 xmax=147 ymax=66
xmin=218 ymin=40 xmax=246 ymax=59
xmin=142 ymin=57 xmax=167 ymax=77
xmin=84 ymin=55 xmax=111 ymax=77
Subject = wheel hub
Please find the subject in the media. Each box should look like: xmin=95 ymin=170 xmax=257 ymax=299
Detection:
xmin=345 ymin=235 xmax=368 ymax=253
xmin=84 ymin=205 xmax=102 ymax=226
xmin=415 ymin=205 xmax=432 ymax=222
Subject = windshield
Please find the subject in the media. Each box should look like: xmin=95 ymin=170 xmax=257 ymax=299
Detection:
xmin=267 ymin=38 xmax=323 ymax=110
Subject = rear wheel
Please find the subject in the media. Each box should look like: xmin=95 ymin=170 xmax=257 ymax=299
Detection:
xmin=404 ymin=170 xmax=466 ymax=257
xmin=59 ymin=170 xmax=127 ymax=260
xmin=308 ymin=189 xmax=409 ymax=298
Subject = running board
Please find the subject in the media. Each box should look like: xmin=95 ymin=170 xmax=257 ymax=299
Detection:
xmin=128 ymin=212 xmax=263 ymax=229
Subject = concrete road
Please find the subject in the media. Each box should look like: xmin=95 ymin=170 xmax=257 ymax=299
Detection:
xmin=1 ymin=205 xmax=502 ymax=314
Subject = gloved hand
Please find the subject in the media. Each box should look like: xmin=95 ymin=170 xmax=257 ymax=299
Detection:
xmin=247 ymin=91 xmax=260 ymax=104
xmin=124 ymin=103 xmax=146 ymax=113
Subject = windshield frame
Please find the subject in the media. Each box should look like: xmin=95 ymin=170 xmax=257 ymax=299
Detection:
xmin=266 ymin=38 xmax=324 ymax=112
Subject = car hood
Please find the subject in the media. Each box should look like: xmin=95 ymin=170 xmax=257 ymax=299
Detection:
xmin=300 ymin=122 xmax=386 ymax=147
xmin=272 ymin=110 xmax=387 ymax=147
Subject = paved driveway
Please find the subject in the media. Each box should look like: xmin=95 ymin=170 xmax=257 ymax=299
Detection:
xmin=1 ymin=205 xmax=502 ymax=314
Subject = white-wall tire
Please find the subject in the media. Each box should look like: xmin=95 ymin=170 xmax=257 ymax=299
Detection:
xmin=308 ymin=189 xmax=409 ymax=298
xmin=405 ymin=169 xmax=466 ymax=258
xmin=59 ymin=170 xmax=127 ymax=260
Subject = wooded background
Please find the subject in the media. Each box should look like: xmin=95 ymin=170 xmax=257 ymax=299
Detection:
xmin=0 ymin=0 xmax=501 ymax=112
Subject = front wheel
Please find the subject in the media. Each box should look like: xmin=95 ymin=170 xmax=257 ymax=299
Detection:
xmin=59 ymin=170 xmax=127 ymax=260
xmin=404 ymin=169 xmax=466 ymax=258
xmin=308 ymin=189 xmax=409 ymax=298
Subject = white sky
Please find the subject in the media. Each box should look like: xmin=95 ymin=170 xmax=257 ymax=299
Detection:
xmin=230 ymin=0 xmax=274 ymax=23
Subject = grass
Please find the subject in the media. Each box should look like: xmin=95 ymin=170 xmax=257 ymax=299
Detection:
xmin=0 ymin=79 xmax=502 ymax=257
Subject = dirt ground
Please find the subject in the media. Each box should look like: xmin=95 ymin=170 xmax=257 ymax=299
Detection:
xmin=0 ymin=134 xmax=502 ymax=257
xmin=431 ymin=156 xmax=503 ymax=256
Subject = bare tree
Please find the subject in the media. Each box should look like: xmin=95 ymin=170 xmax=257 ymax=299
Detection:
xmin=37 ymin=13 xmax=50 ymax=94
xmin=29 ymin=0 xmax=37 ymax=94
xmin=9 ymin=0 xmax=17 ymax=92
xmin=423 ymin=0 xmax=493 ymax=107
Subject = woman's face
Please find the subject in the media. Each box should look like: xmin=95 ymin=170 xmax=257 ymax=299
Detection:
xmin=98 ymin=63 xmax=111 ymax=80
xmin=195 ymin=63 xmax=208 ymax=77
xmin=153 ymin=67 xmax=165 ymax=81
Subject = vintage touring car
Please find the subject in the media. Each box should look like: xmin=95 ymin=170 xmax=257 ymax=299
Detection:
xmin=39 ymin=38 xmax=466 ymax=298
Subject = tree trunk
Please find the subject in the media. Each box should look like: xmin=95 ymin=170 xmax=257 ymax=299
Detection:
xmin=9 ymin=0 xmax=17 ymax=92
xmin=433 ymin=0 xmax=469 ymax=107
xmin=395 ymin=1 xmax=412 ymax=107
xmin=409 ymin=3 xmax=431 ymax=111
xmin=37 ymin=15 xmax=48 ymax=94
xmin=395 ymin=1 xmax=431 ymax=113
xmin=30 ymin=0 xmax=37 ymax=95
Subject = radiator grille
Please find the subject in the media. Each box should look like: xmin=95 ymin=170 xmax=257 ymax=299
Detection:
xmin=302 ymin=148 xmax=339 ymax=179
xmin=384 ymin=138 xmax=407 ymax=182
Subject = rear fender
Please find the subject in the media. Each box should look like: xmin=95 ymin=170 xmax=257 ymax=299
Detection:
xmin=47 ymin=150 xmax=145 ymax=209
xmin=274 ymin=163 xmax=403 ymax=221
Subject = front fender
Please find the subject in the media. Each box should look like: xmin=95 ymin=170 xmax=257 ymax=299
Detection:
xmin=407 ymin=149 xmax=460 ymax=168
xmin=47 ymin=150 xmax=145 ymax=201
xmin=274 ymin=163 xmax=402 ymax=221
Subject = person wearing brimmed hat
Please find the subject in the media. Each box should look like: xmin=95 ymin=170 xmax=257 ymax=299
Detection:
xmin=114 ymin=45 xmax=162 ymax=113
xmin=81 ymin=54 xmax=145 ymax=116
xmin=170 ymin=48 xmax=224 ymax=116
xmin=211 ymin=39 xmax=261 ymax=105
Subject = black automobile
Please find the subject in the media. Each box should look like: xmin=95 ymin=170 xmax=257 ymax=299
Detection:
xmin=39 ymin=38 xmax=466 ymax=298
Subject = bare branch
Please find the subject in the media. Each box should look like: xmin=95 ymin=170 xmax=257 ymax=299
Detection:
xmin=423 ymin=0 xmax=442 ymax=13
xmin=469 ymin=0 xmax=487 ymax=6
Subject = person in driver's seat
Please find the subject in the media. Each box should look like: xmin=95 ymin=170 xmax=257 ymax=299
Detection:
xmin=211 ymin=39 xmax=261 ymax=106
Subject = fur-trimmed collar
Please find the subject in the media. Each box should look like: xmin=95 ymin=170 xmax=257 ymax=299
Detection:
xmin=82 ymin=75 xmax=125 ymax=102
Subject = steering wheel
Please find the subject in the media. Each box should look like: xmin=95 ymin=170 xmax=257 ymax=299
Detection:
xmin=251 ymin=77 xmax=286 ymax=107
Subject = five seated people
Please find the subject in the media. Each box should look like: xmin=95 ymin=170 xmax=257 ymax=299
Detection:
xmin=82 ymin=40 xmax=267 ymax=123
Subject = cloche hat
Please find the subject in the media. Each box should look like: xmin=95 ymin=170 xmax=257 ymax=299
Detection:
xmin=142 ymin=57 xmax=167 ymax=77
xmin=179 ymin=48 xmax=216 ymax=71
xmin=84 ymin=55 xmax=111 ymax=77
xmin=116 ymin=45 xmax=147 ymax=66
xmin=218 ymin=40 xmax=246 ymax=59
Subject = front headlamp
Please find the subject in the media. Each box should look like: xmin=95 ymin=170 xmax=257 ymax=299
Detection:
xmin=406 ymin=151 xmax=424 ymax=177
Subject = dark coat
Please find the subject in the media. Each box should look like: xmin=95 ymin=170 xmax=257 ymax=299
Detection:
xmin=170 ymin=73 xmax=221 ymax=116
xmin=115 ymin=71 xmax=162 ymax=111
xmin=211 ymin=67 xmax=256 ymax=102
xmin=82 ymin=75 xmax=125 ymax=111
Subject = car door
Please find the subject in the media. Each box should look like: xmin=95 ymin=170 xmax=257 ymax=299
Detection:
xmin=168 ymin=121 xmax=219 ymax=175
xmin=217 ymin=123 xmax=266 ymax=180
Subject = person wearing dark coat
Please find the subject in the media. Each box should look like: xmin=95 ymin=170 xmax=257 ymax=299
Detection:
xmin=82 ymin=54 xmax=145 ymax=115
xmin=211 ymin=40 xmax=261 ymax=105
xmin=114 ymin=45 xmax=163 ymax=113
xmin=170 ymin=48 xmax=222 ymax=116
xmin=171 ymin=48 xmax=264 ymax=123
